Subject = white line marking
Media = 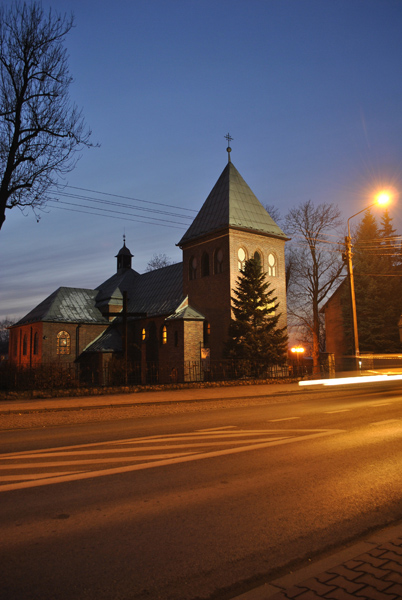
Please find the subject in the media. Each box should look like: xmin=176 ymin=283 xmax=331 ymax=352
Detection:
xmin=0 ymin=429 xmax=343 ymax=492
xmin=196 ymin=426 xmax=237 ymax=431
xmin=269 ymin=417 xmax=300 ymax=422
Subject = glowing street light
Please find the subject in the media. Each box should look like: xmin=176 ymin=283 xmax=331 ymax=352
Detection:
xmin=344 ymin=191 xmax=392 ymax=363
xmin=291 ymin=346 xmax=305 ymax=354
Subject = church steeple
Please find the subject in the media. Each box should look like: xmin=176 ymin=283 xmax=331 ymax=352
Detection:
xmin=115 ymin=235 xmax=133 ymax=271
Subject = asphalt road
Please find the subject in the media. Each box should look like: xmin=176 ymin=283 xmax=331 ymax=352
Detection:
xmin=1 ymin=383 xmax=402 ymax=600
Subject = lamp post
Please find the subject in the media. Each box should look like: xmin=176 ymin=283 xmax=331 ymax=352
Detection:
xmin=291 ymin=346 xmax=305 ymax=375
xmin=344 ymin=192 xmax=391 ymax=366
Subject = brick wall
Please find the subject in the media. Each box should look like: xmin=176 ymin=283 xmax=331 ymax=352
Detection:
xmin=9 ymin=321 xmax=108 ymax=366
xmin=182 ymin=227 xmax=288 ymax=358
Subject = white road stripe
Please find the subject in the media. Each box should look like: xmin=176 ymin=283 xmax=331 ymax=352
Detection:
xmin=0 ymin=429 xmax=343 ymax=492
xmin=269 ymin=417 xmax=300 ymax=422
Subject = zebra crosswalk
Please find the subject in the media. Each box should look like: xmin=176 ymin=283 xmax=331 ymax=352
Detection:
xmin=0 ymin=426 xmax=340 ymax=492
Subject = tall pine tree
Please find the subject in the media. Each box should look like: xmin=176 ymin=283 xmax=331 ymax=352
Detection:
xmin=224 ymin=258 xmax=288 ymax=375
xmin=342 ymin=209 xmax=402 ymax=353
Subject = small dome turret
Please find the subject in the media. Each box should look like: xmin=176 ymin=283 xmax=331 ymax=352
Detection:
xmin=115 ymin=236 xmax=133 ymax=271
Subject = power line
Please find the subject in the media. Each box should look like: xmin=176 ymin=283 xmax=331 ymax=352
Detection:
xmin=47 ymin=203 xmax=187 ymax=229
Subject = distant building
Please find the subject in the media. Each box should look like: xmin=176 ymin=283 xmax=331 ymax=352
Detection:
xmin=8 ymin=153 xmax=288 ymax=382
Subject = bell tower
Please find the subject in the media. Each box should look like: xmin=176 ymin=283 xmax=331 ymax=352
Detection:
xmin=178 ymin=137 xmax=289 ymax=358
xmin=116 ymin=235 xmax=133 ymax=271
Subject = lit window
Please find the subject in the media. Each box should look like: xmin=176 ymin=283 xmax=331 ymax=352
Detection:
xmin=268 ymin=253 xmax=277 ymax=276
xmin=57 ymin=331 xmax=70 ymax=355
xmin=162 ymin=325 xmax=167 ymax=345
xmin=142 ymin=328 xmax=146 ymax=341
xmin=238 ymin=248 xmax=247 ymax=271
xmin=203 ymin=321 xmax=211 ymax=345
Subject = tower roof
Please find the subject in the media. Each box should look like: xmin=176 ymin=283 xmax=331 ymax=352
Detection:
xmin=178 ymin=161 xmax=287 ymax=246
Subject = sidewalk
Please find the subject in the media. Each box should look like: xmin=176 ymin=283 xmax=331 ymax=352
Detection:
xmin=233 ymin=522 xmax=402 ymax=600
xmin=0 ymin=381 xmax=301 ymax=414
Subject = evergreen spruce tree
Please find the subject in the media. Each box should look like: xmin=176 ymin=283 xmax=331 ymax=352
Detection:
xmin=342 ymin=209 xmax=402 ymax=353
xmin=224 ymin=258 xmax=288 ymax=375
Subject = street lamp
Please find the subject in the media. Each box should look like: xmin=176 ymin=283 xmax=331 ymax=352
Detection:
xmin=344 ymin=191 xmax=391 ymax=365
xmin=291 ymin=346 xmax=305 ymax=375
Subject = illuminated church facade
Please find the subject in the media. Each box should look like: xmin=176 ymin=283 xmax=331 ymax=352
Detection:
xmin=9 ymin=151 xmax=288 ymax=383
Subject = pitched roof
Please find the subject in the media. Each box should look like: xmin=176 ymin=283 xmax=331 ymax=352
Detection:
xmin=84 ymin=326 xmax=122 ymax=353
xmin=127 ymin=262 xmax=185 ymax=317
xmin=166 ymin=305 xmax=205 ymax=321
xmin=15 ymin=287 xmax=108 ymax=326
xmin=178 ymin=161 xmax=287 ymax=246
xmin=95 ymin=262 xmax=185 ymax=318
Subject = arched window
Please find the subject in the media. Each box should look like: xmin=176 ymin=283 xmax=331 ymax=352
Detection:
xmin=162 ymin=325 xmax=167 ymax=345
xmin=254 ymin=250 xmax=262 ymax=266
xmin=267 ymin=253 xmax=277 ymax=276
xmin=174 ymin=331 xmax=179 ymax=347
xmin=238 ymin=247 xmax=247 ymax=271
xmin=33 ymin=332 xmax=39 ymax=355
xmin=203 ymin=321 xmax=211 ymax=345
xmin=57 ymin=331 xmax=70 ymax=355
xmin=214 ymin=248 xmax=223 ymax=274
xmin=201 ymin=252 xmax=210 ymax=277
xmin=22 ymin=334 xmax=27 ymax=356
xmin=189 ymin=256 xmax=197 ymax=280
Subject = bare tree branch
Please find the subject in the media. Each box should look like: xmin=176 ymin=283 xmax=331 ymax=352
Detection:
xmin=285 ymin=200 xmax=344 ymax=373
xmin=0 ymin=1 xmax=98 ymax=230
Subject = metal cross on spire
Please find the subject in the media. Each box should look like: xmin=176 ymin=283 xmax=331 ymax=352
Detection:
xmin=224 ymin=133 xmax=233 ymax=163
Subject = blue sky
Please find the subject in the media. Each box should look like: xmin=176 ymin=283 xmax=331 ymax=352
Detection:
xmin=1 ymin=0 xmax=402 ymax=321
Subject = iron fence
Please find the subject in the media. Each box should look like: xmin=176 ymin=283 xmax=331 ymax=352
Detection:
xmin=0 ymin=359 xmax=292 ymax=393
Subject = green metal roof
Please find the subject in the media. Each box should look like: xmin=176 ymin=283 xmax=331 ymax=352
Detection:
xmin=166 ymin=305 xmax=205 ymax=321
xmin=178 ymin=161 xmax=287 ymax=246
xmin=15 ymin=287 xmax=108 ymax=325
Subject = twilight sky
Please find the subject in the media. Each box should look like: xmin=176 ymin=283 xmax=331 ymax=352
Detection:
xmin=1 ymin=0 xmax=402 ymax=322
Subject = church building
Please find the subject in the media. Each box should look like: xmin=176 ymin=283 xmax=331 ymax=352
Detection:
xmin=9 ymin=149 xmax=289 ymax=383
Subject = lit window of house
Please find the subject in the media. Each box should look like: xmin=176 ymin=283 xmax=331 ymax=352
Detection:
xmin=268 ymin=253 xmax=277 ymax=276
xmin=162 ymin=325 xmax=167 ymax=344
xmin=238 ymin=247 xmax=247 ymax=271
xmin=57 ymin=331 xmax=70 ymax=355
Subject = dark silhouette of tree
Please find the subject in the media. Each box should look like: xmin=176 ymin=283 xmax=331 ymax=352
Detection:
xmin=0 ymin=317 xmax=14 ymax=356
xmin=145 ymin=253 xmax=172 ymax=272
xmin=342 ymin=209 xmax=402 ymax=353
xmin=285 ymin=200 xmax=344 ymax=373
xmin=0 ymin=2 xmax=96 ymax=230
xmin=224 ymin=257 xmax=287 ymax=375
